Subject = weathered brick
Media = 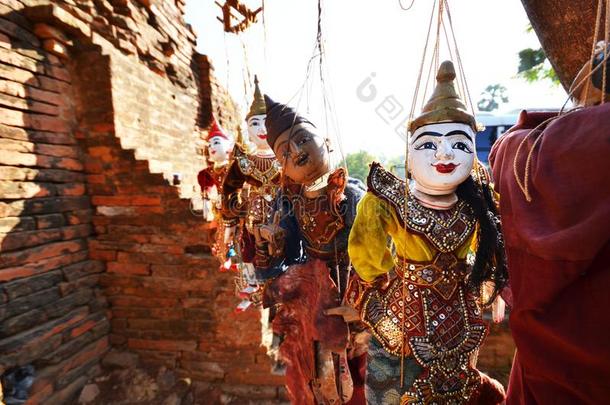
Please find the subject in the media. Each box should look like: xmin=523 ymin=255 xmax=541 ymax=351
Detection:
xmin=0 ymin=91 xmax=59 ymax=115
xmin=36 ymin=213 xmax=66 ymax=229
xmin=0 ymin=239 xmax=86 ymax=274
xmin=127 ymin=338 xmax=196 ymax=352
xmin=108 ymin=296 xmax=177 ymax=308
xmin=0 ymin=227 xmax=62 ymax=251
xmin=62 ymin=260 xmax=104 ymax=282
xmin=0 ymin=270 xmax=62 ymax=301
xmin=58 ymin=274 xmax=98 ymax=297
xmin=0 ymin=107 xmax=71 ymax=133
xmin=0 ymin=308 xmax=88 ymax=358
xmin=64 ymin=209 xmax=92 ymax=225
xmin=107 ymin=261 xmax=150 ymax=275
xmin=0 ymin=124 xmax=74 ymax=145
xmin=33 ymin=23 xmax=71 ymax=45
xmin=0 ymin=180 xmax=55 ymax=198
xmin=40 ymin=315 xmax=107 ymax=365
xmin=0 ymin=216 xmax=35 ymax=232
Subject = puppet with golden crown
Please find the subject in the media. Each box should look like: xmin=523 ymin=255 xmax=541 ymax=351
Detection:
xmin=220 ymin=76 xmax=281 ymax=310
xmin=346 ymin=61 xmax=507 ymax=404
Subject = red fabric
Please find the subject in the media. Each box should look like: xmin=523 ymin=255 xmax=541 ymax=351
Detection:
xmin=468 ymin=372 xmax=506 ymax=405
xmin=489 ymin=105 xmax=610 ymax=404
xmin=345 ymin=353 xmax=366 ymax=405
xmin=197 ymin=169 xmax=216 ymax=193
xmin=268 ymin=260 xmax=349 ymax=405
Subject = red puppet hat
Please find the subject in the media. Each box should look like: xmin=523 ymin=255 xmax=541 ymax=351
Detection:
xmin=207 ymin=117 xmax=230 ymax=141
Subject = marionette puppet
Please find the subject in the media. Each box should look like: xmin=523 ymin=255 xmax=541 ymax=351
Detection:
xmin=252 ymin=95 xmax=367 ymax=405
xmin=220 ymin=76 xmax=282 ymax=310
xmin=346 ymin=61 xmax=507 ymax=405
xmin=197 ymin=119 xmax=235 ymax=259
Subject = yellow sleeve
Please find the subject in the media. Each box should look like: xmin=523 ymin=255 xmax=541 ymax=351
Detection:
xmin=348 ymin=192 xmax=395 ymax=282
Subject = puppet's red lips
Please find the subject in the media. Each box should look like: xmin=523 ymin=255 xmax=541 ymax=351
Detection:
xmin=434 ymin=163 xmax=459 ymax=173
xmin=258 ymin=134 xmax=267 ymax=140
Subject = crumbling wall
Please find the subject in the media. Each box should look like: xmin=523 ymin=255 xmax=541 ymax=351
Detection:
xmin=0 ymin=1 xmax=284 ymax=404
xmin=0 ymin=3 xmax=109 ymax=403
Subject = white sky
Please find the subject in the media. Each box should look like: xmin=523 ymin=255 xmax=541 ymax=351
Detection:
xmin=184 ymin=0 xmax=567 ymax=156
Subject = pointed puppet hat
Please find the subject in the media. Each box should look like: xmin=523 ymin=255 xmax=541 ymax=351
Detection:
xmin=206 ymin=117 xmax=230 ymax=141
xmin=409 ymin=60 xmax=477 ymax=133
xmin=264 ymin=95 xmax=314 ymax=149
xmin=246 ymin=75 xmax=266 ymax=119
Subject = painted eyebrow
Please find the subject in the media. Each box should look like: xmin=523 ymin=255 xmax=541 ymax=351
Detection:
xmin=289 ymin=127 xmax=309 ymax=139
xmin=413 ymin=129 xmax=473 ymax=142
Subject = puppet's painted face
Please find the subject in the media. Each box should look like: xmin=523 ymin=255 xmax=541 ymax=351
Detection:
xmin=273 ymin=122 xmax=330 ymax=185
xmin=208 ymin=135 xmax=232 ymax=164
xmin=247 ymin=114 xmax=268 ymax=149
xmin=408 ymin=122 xmax=475 ymax=195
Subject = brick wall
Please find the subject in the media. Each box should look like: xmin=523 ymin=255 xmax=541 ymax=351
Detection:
xmin=0 ymin=3 xmax=110 ymax=403
xmin=0 ymin=0 xmax=284 ymax=403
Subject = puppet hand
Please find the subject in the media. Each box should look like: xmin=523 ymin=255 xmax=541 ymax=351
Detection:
xmin=492 ymin=295 xmax=506 ymax=323
xmin=324 ymin=306 xmax=360 ymax=323
xmin=257 ymin=212 xmax=285 ymax=256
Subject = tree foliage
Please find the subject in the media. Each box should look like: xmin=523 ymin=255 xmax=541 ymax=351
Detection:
xmin=345 ymin=151 xmax=407 ymax=181
xmin=517 ymin=25 xmax=560 ymax=85
xmin=345 ymin=150 xmax=376 ymax=182
xmin=477 ymin=84 xmax=509 ymax=112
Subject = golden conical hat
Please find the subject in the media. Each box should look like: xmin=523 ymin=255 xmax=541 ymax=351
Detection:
xmin=246 ymin=75 xmax=266 ymax=119
xmin=409 ymin=60 xmax=477 ymax=133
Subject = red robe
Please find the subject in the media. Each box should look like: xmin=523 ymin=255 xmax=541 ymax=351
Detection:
xmin=489 ymin=105 xmax=610 ymax=404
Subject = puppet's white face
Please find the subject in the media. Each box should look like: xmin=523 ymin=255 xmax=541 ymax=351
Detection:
xmin=247 ymin=114 xmax=268 ymax=150
xmin=408 ymin=122 xmax=475 ymax=195
xmin=208 ymin=136 xmax=232 ymax=164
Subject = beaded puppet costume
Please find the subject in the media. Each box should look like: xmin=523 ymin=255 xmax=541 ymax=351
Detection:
xmin=197 ymin=119 xmax=234 ymax=260
xmin=347 ymin=61 xmax=507 ymax=405
xmin=255 ymin=96 xmax=367 ymax=405
xmin=220 ymin=77 xmax=281 ymax=308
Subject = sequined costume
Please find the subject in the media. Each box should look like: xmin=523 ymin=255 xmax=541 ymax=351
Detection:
xmin=258 ymin=168 xmax=367 ymax=405
xmin=221 ymin=146 xmax=281 ymax=262
xmin=347 ymin=163 xmax=504 ymax=405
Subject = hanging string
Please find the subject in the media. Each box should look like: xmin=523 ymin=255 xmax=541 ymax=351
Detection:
xmin=582 ymin=0 xmax=603 ymax=104
xmin=262 ymin=0 xmax=268 ymax=65
xmin=444 ymin=0 xmax=476 ymax=116
xmin=240 ymin=35 xmax=253 ymax=110
xmin=513 ymin=0 xmax=608 ymax=202
xmin=398 ymin=0 xmax=416 ymax=11
xmin=408 ymin=0 xmax=438 ymax=122
xmin=601 ymin=0 xmax=610 ymax=104
xmin=223 ymin=30 xmax=231 ymax=97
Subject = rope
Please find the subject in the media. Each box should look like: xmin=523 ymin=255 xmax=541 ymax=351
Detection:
xmin=408 ymin=0 xmax=438 ymax=121
xmin=444 ymin=0 xmax=476 ymax=115
xmin=583 ymin=0 xmax=603 ymax=103
xmin=240 ymin=36 xmax=253 ymax=109
xmin=262 ymin=0 xmax=268 ymax=65
xmin=401 ymin=0 xmax=437 ymax=386
xmin=513 ymin=0 xmax=609 ymax=202
xmin=398 ymin=0 xmax=416 ymax=11
xmin=602 ymin=0 xmax=610 ymax=104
